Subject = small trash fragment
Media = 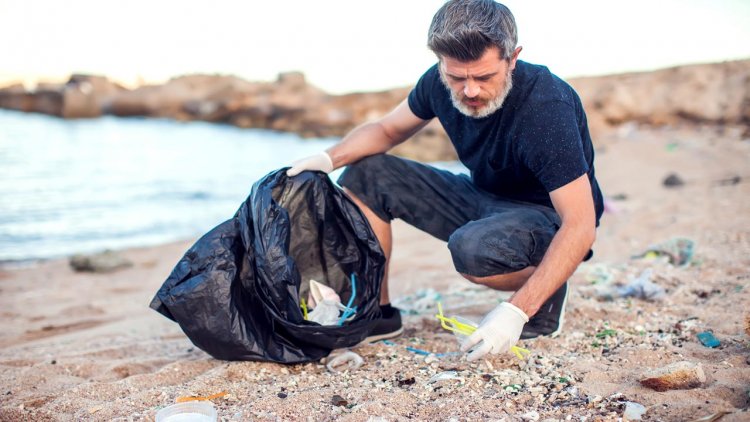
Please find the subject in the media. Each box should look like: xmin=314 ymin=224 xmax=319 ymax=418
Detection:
xmin=308 ymin=300 xmax=342 ymax=325
xmin=308 ymin=279 xmax=341 ymax=309
xmin=696 ymin=331 xmax=721 ymax=348
xmin=632 ymin=238 xmax=695 ymax=266
xmin=663 ymin=173 xmax=685 ymax=188
xmin=520 ymin=410 xmax=540 ymax=421
xmin=392 ymin=288 xmax=441 ymax=315
xmin=623 ymin=401 xmax=647 ymax=420
xmin=428 ymin=371 xmax=463 ymax=384
xmin=176 ymin=391 xmax=227 ymax=403
xmin=331 ymin=395 xmax=348 ymax=407
xmin=404 ymin=346 xmax=457 ymax=358
xmin=325 ymin=351 xmax=364 ymax=372
xmin=596 ymin=268 xmax=666 ymax=301
xmin=584 ymin=263 xmax=615 ymax=284
xmin=277 ymin=392 xmax=287 ymax=399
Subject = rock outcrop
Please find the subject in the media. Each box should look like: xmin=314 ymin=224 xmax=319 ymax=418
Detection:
xmin=569 ymin=60 xmax=750 ymax=135
xmin=1 ymin=59 xmax=748 ymax=162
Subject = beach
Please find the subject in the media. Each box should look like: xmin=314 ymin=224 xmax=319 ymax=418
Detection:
xmin=1 ymin=124 xmax=749 ymax=421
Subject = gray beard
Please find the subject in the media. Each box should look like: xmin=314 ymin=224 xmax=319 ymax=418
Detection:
xmin=440 ymin=67 xmax=514 ymax=119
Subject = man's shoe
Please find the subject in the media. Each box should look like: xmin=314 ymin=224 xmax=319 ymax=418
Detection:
xmin=362 ymin=304 xmax=403 ymax=343
xmin=520 ymin=282 xmax=568 ymax=340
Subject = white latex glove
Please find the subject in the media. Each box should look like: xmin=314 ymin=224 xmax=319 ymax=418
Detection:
xmin=460 ymin=302 xmax=529 ymax=362
xmin=286 ymin=152 xmax=334 ymax=177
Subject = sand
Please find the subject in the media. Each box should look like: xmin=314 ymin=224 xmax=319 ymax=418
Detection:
xmin=1 ymin=125 xmax=749 ymax=421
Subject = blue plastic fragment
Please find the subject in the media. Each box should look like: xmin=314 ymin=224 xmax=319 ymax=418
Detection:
xmin=337 ymin=273 xmax=358 ymax=326
xmin=405 ymin=346 xmax=460 ymax=358
xmin=696 ymin=331 xmax=720 ymax=348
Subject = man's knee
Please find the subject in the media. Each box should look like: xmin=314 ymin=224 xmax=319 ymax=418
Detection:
xmin=448 ymin=219 xmax=535 ymax=277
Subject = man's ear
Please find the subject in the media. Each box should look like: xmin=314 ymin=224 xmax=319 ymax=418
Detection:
xmin=510 ymin=46 xmax=523 ymax=70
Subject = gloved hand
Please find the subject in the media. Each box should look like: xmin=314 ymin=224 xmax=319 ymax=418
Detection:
xmin=286 ymin=152 xmax=334 ymax=177
xmin=460 ymin=301 xmax=529 ymax=362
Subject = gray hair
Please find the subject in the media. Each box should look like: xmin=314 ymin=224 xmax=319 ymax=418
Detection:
xmin=428 ymin=0 xmax=517 ymax=61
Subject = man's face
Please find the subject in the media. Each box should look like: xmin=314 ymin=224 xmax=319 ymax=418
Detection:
xmin=439 ymin=46 xmax=520 ymax=118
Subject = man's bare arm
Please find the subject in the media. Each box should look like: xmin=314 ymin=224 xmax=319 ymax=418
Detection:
xmin=508 ymin=174 xmax=596 ymax=316
xmin=326 ymin=99 xmax=429 ymax=169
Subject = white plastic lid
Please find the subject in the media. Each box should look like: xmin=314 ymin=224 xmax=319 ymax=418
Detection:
xmin=155 ymin=401 xmax=217 ymax=422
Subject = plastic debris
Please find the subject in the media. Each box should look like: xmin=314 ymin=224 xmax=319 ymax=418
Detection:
xmin=308 ymin=300 xmax=342 ymax=325
xmin=632 ymin=237 xmax=695 ymax=266
xmin=405 ymin=346 xmax=458 ymax=358
xmin=427 ymin=371 xmax=463 ymax=384
xmin=308 ymin=279 xmax=341 ymax=309
xmin=584 ymin=263 xmax=616 ymax=284
xmin=596 ymin=268 xmax=666 ymax=302
xmin=435 ymin=302 xmax=531 ymax=360
xmin=696 ymin=331 xmax=721 ymax=348
xmin=623 ymin=401 xmax=647 ymax=420
xmin=326 ymin=351 xmax=364 ymax=372
xmin=392 ymin=288 xmax=441 ymax=315
xmin=520 ymin=410 xmax=540 ymax=421
xmin=176 ymin=391 xmax=227 ymax=403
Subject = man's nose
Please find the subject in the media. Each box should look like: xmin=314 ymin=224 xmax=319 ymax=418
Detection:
xmin=464 ymin=80 xmax=480 ymax=98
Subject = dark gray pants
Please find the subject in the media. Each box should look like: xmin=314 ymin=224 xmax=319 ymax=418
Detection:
xmin=338 ymin=155 xmax=564 ymax=277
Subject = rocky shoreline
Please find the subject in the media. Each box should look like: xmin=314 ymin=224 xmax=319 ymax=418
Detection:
xmin=1 ymin=59 xmax=748 ymax=162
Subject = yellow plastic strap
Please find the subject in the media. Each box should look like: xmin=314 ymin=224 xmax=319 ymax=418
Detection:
xmin=176 ymin=391 xmax=227 ymax=403
xmin=300 ymin=298 xmax=309 ymax=320
xmin=435 ymin=302 xmax=531 ymax=360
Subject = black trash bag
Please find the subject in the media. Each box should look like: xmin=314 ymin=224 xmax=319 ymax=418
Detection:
xmin=150 ymin=170 xmax=385 ymax=363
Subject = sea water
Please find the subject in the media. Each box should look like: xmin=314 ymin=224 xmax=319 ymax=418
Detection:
xmin=0 ymin=109 xmax=337 ymax=262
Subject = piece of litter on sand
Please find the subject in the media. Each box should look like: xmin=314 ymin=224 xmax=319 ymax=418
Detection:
xmin=632 ymin=237 xmax=695 ymax=266
xmin=583 ymin=263 xmax=615 ymax=284
xmin=595 ymin=268 xmax=666 ymax=302
xmin=176 ymin=391 xmax=227 ymax=403
xmin=696 ymin=331 xmax=721 ymax=348
xmin=623 ymin=401 xmax=647 ymax=420
xmin=405 ymin=346 xmax=459 ymax=358
xmin=520 ymin=410 xmax=540 ymax=421
xmin=326 ymin=351 xmax=364 ymax=372
xmin=392 ymin=288 xmax=441 ymax=315
xmin=427 ymin=371 xmax=463 ymax=384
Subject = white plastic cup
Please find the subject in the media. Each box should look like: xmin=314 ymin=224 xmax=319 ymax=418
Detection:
xmin=155 ymin=401 xmax=217 ymax=422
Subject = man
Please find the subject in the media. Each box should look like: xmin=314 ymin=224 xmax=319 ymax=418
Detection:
xmin=287 ymin=0 xmax=603 ymax=361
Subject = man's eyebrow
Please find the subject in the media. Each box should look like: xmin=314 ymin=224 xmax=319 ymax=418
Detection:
xmin=446 ymin=71 xmax=498 ymax=80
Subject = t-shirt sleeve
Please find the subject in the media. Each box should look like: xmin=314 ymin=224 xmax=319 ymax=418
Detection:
xmin=407 ymin=65 xmax=438 ymax=120
xmin=518 ymin=100 xmax=589 ymax=193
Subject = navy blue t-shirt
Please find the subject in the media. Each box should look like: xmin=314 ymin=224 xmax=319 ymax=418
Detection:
xmin=408 ymin=60 xmax=604 ymax=225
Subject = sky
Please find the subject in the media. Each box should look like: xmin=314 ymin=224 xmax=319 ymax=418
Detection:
xmin=1 ymin=0 xmax=749 ymax=94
